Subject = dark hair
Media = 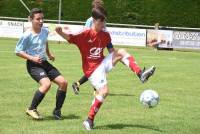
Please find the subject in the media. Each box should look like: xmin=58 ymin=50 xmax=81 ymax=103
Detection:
xmin=29 ymin=8 xmax=43 ymax=19
xmin=92 ymin=0 xmax=104 ymax=8
xmin=92 ymin=7 xmax=106 ymax=21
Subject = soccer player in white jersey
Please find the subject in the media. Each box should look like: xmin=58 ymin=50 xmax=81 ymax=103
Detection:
xmin=15 ymin=8 xmax=68 ymax=120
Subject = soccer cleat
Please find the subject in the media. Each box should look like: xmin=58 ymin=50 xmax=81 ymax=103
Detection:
xmin=138 ymin=66 xmax=156 ymax=83
xmin=26 ymin=109 xmax=43 ymax=120
xmin=53 ymin=109 xmax=62 ymax=120
xmin=83 ymin=118 xmax=94 ymax=131
xmin=72 ymin=82 xmax=80 ymax=95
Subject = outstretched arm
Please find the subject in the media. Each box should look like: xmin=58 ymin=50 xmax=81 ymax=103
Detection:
xmin=55 ymin=26 xmax=70 ymax=41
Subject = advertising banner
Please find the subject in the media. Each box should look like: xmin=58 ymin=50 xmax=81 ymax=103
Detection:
xmin=147 ymin=30 xmax=173 ymax=48
xmin=24 ymin=22 xmax=84 ymax=41
xmin=107 ymin=27 xmax=146 ymax=46
xmin=24 ymin=22 xmax=147 ymax=46
xmin=173 ymin=31 xmax=200 ymax=49
xmin=0 ymin=20 xmax=24 ymax=38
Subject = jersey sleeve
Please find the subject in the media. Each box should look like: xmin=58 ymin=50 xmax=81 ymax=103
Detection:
xmin=68 ymin=30 xmax=86 ymax=46
xmin=15 ymin=34 xmax=29 ymax=53
xmin=107 ymin=33 xmax=112 ymax=44
xmin=107 ymin=42 xmax=114 ymax=49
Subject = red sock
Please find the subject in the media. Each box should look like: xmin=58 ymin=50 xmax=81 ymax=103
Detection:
xmin=88 ymin=96 xmax=103 ymax=121
xmin=128 ymin=56 xmax=141 ymax=74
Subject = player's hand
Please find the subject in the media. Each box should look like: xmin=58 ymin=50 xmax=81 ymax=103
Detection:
xmin=55 ymin=26 xmax=63 ymax=35
xmin=31 ymin=56 xmax=42 ymax=64
xmin=48 ymin=54 xmax=55 ymax=61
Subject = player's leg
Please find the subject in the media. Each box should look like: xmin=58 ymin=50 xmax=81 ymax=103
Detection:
xmin=45 ymin=61 xmax=68 ymax=120
xmin=83 ymin=63 xmax=109 ymax=131
xmin=72 ymin=75 xmax=88 ymax=95
xmin=83 ymin=85 xmax=109 ymax=131
xmin=52 ymin=75 xmax=68 ymax=119
xmin=112 ymin=48 xmax=156 ymax=83
xmin=26 ymin=61 xmax=51 ymax=120
xmin=26 ymin=77 xmax=51 ymax=120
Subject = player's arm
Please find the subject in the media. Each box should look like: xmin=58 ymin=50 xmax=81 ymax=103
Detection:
xmin=55 ymin=26 xmax=70 ymax=41
xmin=107 ymin=43 xmax=115 ymax=53
xmin=46 ymin=42 xmax=55 ymax=61
xmin=16 ymin=52 xmax=42 ymax=64
xmin=15 ymin=36 xmax=42 ymax=64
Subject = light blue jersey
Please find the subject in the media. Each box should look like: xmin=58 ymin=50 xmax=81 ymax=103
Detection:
xmin=85 ymin=17 xmax=93 ymax=28
xmin=15 ymin=27 xmax=49 ymax=61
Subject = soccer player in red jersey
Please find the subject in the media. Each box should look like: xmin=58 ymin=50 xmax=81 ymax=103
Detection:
xmin=71 ymin=0 xmax=105 ymax=94
xmin=56 ymin=8 xmax=156 ymax=131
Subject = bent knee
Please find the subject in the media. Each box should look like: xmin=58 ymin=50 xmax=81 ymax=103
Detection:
xmin=115 ymin=48 xmax=127 ymax=58
xmin=117 ymin=48 xmax=127 ymax=55
xmin=40 ymin=81 xmax=51 ymax=92
xmin=59 ymin=79 xmax=68 ymax=90
xmin=99 ymin=88 xmax=109 ymax=98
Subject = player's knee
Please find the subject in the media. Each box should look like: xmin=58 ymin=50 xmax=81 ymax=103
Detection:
xmin=116 ymin=48 xmax=127 ymax=58
xmin=118 ymin=48 xmax=127 ymax=54
xmin=100 ymin=89 xmax=109 ymax=98
xmin=59 ymin=79 xmax=68 ymax=90
xmin=40 ymin=81 xmax=51 ymax=92
xmin=104 ymin=91 xmax=109 ymax=97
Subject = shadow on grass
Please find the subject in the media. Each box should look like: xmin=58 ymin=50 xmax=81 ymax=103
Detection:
xmin=44 ymin=114 xmax=80 ymax=121
xmin=79 ymin=92 xmax=134 ymax=97
xmin=109 ymin=93 xmax=134 ymax=97
xmin=95 ymin=123 xmax=163 ymax=132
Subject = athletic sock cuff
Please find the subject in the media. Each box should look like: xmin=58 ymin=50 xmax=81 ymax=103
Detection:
xmin=57 ymin=89 xmax=67 ymax=94
xmin=121 ymin=54 xmax=131 ymax=65
xmin=96 ymin=95 xmax=104 ymax=102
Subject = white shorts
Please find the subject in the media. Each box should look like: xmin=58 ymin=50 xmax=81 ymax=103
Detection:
xmin=88 ymin=52 xmax=114 ymax=90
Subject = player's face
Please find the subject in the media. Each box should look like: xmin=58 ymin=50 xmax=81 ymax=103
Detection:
xmin=93 ymin=19 xmax=105 ymax=32
xmin=31 ymin=13 xmax=44 ymax=29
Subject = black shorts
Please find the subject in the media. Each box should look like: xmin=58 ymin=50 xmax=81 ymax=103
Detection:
xmin=26 ymin=60 xmax=61 ymax=83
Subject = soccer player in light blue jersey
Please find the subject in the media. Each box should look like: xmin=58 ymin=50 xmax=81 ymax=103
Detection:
xmin=15 ymin=8 xmax=68 ymax=120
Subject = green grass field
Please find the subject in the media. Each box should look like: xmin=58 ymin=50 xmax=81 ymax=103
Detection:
xmin=0 ymin=38 xmax=200 ymax=134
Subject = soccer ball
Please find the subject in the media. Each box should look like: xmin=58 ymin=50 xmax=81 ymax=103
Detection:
xmin=140 ymin=89 xmax=159 ymax=108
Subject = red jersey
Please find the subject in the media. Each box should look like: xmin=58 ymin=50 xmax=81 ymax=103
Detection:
xmin=68 ymin=29 xmax=111 ymax=78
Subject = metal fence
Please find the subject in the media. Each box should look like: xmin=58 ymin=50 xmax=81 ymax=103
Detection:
xmin=0 ymin=16 xmax=200 ymax=31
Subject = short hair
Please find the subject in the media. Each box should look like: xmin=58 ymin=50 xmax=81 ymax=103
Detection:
xmin=92 ymin=0 xmax=104 ymax=8
xmin=29 ymin=8 xmax=43 ymax=19
xmin=92 ymin=8 xmax=106 ymax=21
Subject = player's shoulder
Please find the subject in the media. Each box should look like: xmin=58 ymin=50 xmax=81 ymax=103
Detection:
xmin=21 ymin=29 xmax=32 ymax=39
xmin=41 ymin=27 xmax=49 ymax=34
xmin=101 ymin=29 xmax=110 ymax=36
xmin=74 ymin=28 xmax=91 ymax=36
xmin=102 ymin=28 xmax=109 ymax=33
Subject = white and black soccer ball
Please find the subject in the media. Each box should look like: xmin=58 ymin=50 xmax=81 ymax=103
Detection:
xmin=140 ymin=89 xmax=159 ymax=108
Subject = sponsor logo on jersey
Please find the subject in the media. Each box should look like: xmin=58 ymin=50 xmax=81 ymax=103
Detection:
xmin=88 ymin=47 xmax=103 ymax=59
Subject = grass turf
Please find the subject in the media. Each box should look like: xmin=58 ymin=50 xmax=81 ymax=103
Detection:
xmin=0 ymin=38 xmax=200 ymax=134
